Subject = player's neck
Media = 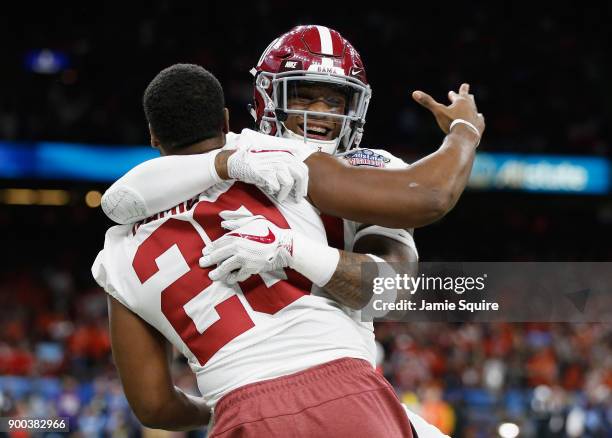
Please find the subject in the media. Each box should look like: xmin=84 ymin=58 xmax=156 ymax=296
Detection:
xmin=166 ymin=133 xmax=226 ymax=156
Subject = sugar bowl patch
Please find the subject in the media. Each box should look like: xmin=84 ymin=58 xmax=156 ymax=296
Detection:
xmin=343 ymin=149 xmax=391 ymax=167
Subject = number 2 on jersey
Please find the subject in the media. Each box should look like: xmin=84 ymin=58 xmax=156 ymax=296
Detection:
xmin=132 ymin=183 xmax=311 ymax=366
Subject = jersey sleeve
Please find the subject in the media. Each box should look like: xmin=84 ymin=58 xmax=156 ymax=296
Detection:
xmin=340 ymin=148 xmax=418 ymax=258
xmin=100 ymin=131 xmax=241 ymax=224
xmin=91 ymin=225 xmax=137 ymax=309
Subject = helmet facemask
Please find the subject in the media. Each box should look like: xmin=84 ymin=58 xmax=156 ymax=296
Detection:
xmin=254 ymin=70 xmax=371 ymax=155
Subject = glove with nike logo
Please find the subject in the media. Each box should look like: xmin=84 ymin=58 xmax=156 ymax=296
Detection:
xmin=199 ymin=209 xmax=339 ymax=286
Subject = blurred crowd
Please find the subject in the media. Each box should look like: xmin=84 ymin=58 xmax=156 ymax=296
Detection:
xmin=377 ymin=322 xmax=612 ymax=437
xmin=1 ymin=2 xmax=610 ymax=159
xmin=0 ymin=263 xmax=204 ymax=437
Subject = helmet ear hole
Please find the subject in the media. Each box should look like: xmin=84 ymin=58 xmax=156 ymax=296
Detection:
xmin=261 ymin=121 xmax=273 ymax=134
xmin=258 ymin=75 xmax=271 ymax=89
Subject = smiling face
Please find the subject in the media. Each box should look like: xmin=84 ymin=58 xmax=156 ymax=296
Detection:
xmin=284 ymin=82 xmax=348 ymax=141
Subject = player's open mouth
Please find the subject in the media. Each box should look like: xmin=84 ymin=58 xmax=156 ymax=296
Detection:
xmin=297 ymin=123 xmax=333 ymax=141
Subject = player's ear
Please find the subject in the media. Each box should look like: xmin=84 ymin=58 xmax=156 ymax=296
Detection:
xmin=149 ymin=124 xmax=161 ymax=150
xmin=222 ymin=108 xmax=230 ymax=134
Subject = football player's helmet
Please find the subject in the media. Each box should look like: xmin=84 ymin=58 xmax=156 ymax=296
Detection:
xmin=250 ymin=25 xmax=372 ymax=155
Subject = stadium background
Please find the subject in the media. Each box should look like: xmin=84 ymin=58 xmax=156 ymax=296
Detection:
xmin=1 ymin=2 xmax=610 ymax=437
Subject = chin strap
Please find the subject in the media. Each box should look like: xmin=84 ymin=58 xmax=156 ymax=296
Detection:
xmin=274 ymin=108 xmax=289 ymax=122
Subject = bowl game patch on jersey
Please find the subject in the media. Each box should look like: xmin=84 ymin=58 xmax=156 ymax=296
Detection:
xmin=342 ymin=149 xmax=391 ymax=167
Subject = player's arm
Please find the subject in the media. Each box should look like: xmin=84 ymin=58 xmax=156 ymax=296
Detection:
xmin=323 ymin=230 xmax=417 ymax=309
xmin=200 ymin=215 xmax=416 ymax=310
xmin=307 ymin=83 xmax=484 ymax=229
xmin=101 ymin=147 xmax=309 ymax=224
xmin=107 ymin=296 xmax=210 ymax=431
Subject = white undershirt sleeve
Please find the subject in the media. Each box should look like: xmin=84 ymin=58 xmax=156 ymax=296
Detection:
xmin=353 ymin=225 xmax=418 ymax=260
xmin=101 ymin=149 xmax=222 ymax=224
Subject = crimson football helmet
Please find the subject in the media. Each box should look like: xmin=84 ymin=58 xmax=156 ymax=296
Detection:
xmin=250 ymin=25 xmax=372 ymax=155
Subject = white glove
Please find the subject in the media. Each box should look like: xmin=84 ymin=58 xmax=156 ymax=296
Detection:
xmin=199 ymin=210 xmax=340 ymax=286
xmin=227 ymin=146 xmax=308 ymax=203
xmin=199 ymin=212 xmax=293 ymax=284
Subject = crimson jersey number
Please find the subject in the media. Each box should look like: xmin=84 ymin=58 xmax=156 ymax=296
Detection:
xmin=132 ymin=183 xmax=312 ymax=366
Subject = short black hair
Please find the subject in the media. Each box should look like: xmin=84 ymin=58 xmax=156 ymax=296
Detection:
xmin=143 ymin=63 xmax=225 ymax=150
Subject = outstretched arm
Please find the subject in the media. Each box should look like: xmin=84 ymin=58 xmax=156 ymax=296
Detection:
xmin=308 ymin=83 xmax=484 ymax=229
xmin=307 ymin=126 xmax=477 ymax=228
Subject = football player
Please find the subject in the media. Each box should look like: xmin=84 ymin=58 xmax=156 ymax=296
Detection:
xmin=210 ymin=25 xmax=463 ymax=438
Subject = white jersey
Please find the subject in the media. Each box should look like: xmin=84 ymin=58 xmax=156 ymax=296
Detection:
xmin=314 ymin=147 xmax=419 ymax=363
xmin=92 ymin=162 xmax=372 ymax=407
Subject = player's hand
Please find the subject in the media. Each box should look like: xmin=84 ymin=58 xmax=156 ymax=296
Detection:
xmin=226 ymin=145 xmax=308 ymax=203
xmin=199 ymin=211 xmax=295 ymax=284
xmin=412 ymin=83 xmax=485 ymax=136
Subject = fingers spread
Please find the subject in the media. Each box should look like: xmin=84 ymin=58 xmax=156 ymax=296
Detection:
xmin=459 ymin=83 xmax=470 ymax=95
xmin=412 ymin=90 xmax=441 ymax=111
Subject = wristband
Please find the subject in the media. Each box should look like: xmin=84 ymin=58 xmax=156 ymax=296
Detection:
xmin=365 ymin=254 xmax=397 ymax=281
xmin=289 ymin=233 xmax=340 ymax=287
xmin=365 ymin=254 xmax=385 ymax=263
xmin=449 ymin=119 xmax=481 ymax=146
